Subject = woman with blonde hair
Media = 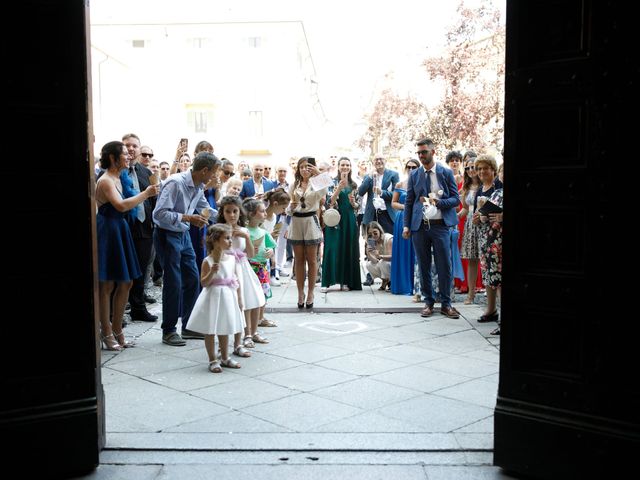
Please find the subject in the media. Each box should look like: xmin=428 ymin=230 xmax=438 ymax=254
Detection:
xmin=472 ymin=154 xmax=503 ymax=323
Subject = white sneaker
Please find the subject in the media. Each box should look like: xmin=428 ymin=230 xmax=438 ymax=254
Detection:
xmin=270 ymin=277 xmax=281 ymax=286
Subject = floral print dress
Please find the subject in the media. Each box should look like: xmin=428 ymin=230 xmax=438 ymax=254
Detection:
xmin=479 ymin=188 xmax=503 ymax=288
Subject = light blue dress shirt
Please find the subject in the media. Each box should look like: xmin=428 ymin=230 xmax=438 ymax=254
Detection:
xmin=152 ymin=171 xmax=216 ymax=232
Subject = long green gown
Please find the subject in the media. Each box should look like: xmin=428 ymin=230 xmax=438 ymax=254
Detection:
xmin=321 ymin=187 xmax=363 ymax=290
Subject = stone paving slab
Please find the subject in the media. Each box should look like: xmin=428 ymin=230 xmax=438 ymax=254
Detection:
xmin=98 ymin=276 xmax=502 ymax=480
xmin=105 ymin=431 xmax=481 ymax=451
xmin=74 ymin=461 xmax=518 ymax=480
xmin=98 ymin=449 xmax=491 ymax=465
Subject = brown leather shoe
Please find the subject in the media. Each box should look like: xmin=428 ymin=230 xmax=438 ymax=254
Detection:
xmin=421 ymin=305 xmax=434 ymax=317
xmin=441 ymin=306 xmax=460 ymax=319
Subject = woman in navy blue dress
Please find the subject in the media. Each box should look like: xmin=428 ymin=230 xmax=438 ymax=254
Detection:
xmin=95 ymin=141 xmax=159 ymax=351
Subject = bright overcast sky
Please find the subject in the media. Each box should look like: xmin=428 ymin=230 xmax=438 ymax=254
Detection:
xmin=91 ymin=0 xmax=504 ymax=148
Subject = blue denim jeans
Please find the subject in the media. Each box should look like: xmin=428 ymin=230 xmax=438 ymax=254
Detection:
xmin=153 ymin=228 xmax=199 ymax=334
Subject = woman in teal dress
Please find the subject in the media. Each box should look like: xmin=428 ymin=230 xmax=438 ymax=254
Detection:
xmin=390 ymin=159 xmax=421 ymax=295
xmin=321 ymin=157 xmax=362 ymax=291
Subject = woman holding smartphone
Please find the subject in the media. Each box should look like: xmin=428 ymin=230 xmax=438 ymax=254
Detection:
xmin=287 ymin=156 xmax=327 ymax=308
xmin=320 ymin=157 xmax=362 ymax=292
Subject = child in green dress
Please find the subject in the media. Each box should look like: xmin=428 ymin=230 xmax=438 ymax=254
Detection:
xmin=242 ymin=198 xmax=276 ymax=344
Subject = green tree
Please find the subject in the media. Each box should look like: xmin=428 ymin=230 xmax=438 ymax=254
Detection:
xmin=358 ymin=0 xmax=505 ymax=155
xmin=356 ymin=86 xmax=430 ymax=156
xmin=425 ymin=0 xmax=505 ymax=152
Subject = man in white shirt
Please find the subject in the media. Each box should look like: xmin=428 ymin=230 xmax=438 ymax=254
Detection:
xmin=402 ymin=138 xmax=460 ymax=320
xmin=239 ymin=162 xmax=275 ymax=199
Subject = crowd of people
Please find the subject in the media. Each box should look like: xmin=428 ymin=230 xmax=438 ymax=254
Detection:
xmin=94 ymin=134 xmax=504 ymax=370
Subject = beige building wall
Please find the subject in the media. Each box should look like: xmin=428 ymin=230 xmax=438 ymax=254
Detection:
xmin=90 ymin=21 xmax=327 ymax=167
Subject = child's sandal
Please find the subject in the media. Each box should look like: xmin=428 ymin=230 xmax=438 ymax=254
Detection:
xmin=243 ymin=335 xmax=255 ymax=348
xmin=252 ymin=333 xmax=269 ymax=344
xmin=220 ymin=358 xmax=241 ymax=369
xmin=233 ymin=345 xmax=252 ymax=357
xmin=208 ymin=360 xmax=222 ymax=373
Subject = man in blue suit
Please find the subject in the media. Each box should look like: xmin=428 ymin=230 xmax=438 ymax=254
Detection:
xmin=403 ymin=138 xmax=460 ymax=319
xmin=358 ymin=155 xmax=399 ymax=236
xmin=358 ymin=155 xmax=399 ymax=286
xmin=239 ymin=162 xmax=275 ymax=199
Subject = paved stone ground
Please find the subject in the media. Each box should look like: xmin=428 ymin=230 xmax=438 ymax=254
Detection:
xmin=76 ymin=265 xmax=511 ymax=479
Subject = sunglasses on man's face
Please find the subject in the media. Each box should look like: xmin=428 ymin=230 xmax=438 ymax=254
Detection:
xmin=141 ymin=153 xmax=154 ymax=158
xmin=416 ymin=150 xmax=432 ymax=156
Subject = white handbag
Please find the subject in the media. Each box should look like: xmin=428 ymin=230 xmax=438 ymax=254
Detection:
xmin=323 ymin=208 xmax=341 ymax=227
xmin=422 ymin=202 xmax=438 ymax=221
xmin=372 ymin=196 xmax=385 ymax=210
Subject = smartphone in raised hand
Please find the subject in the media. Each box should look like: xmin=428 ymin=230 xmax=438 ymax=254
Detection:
xmin=179 ymin=138 xmax=189 ymax=153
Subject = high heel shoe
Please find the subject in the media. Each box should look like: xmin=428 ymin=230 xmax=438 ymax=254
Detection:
xmin=113 ymin=330 xmax=135 ymax=348
xmin=101 ymin=333 xmax=122 ymax=352
xmin=305 ymin=296 xmax=314 ymax=309
xmin=477 ymin=310 xmax=499 ymax=323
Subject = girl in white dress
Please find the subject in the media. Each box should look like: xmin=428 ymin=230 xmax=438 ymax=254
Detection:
xmin=259 ymin=188 xmax=291 ymax=327
xmin=186 ymin=224 xmax=246 ymax=373
xmin=216 ymin=196 xmax=266 ymax=352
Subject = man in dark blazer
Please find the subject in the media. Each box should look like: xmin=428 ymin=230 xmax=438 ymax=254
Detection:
xmin=403 ymin=138 xmax=460 ymax=319
xmin=358 ymin=155 xmax=399 ymax=236
xmin=239 ymin=162 xmax=276 ymax=199
xmin=122 ymin=133 xmax=158 ymax=322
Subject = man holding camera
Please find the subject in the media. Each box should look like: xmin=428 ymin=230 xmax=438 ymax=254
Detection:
xmin=358 ymin=155 xmax=399 ymax=286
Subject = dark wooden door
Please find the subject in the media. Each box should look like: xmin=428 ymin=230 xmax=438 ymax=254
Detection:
xmin=495 ymin=1 xmax=638 ymax=478
xmin=0 ymin=1 xmax=102 ymax=477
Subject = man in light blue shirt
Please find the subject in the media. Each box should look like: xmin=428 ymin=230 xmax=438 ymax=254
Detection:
xmin=152 ymin=152 xmax=221 ymax=346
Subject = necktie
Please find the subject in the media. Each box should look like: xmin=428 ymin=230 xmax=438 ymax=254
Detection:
xmin=430 ymin=169 xmax=436 ymax=193
xmin=425 ymin=168 xmax=432 ymax=193
xmin=129 ymin=167 xmax=146 ymax=222
xmin=137 ymin=204 xmax=146 ymax=223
